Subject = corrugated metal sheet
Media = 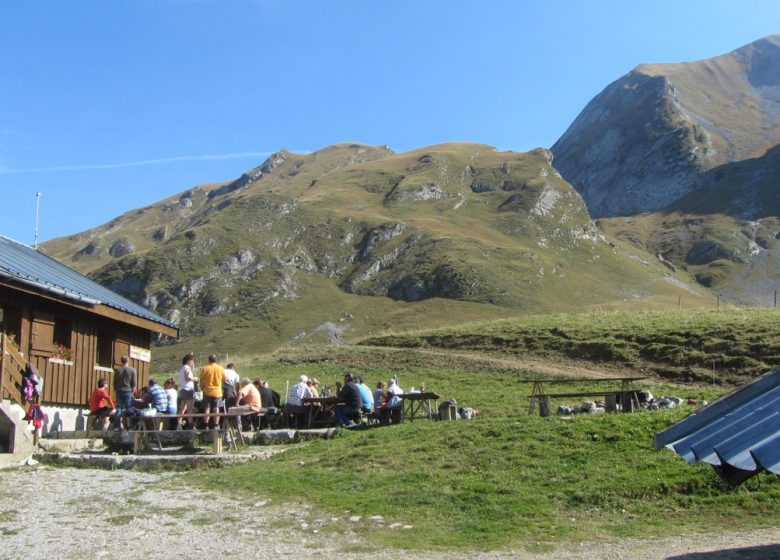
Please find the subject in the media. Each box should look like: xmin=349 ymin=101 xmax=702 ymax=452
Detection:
xmin=654 ymin=367 xmax=780 ymax=486
xmin=0 ymin=235 xmax=177 ymax=331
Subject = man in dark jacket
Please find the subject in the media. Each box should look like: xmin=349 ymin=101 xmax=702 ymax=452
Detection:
xmin=335 ymin=372 xmax=363 ymax=427
xmin=113 ymin=354 xmax=137 ymax=430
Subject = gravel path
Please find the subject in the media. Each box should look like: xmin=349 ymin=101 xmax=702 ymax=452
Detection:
xmin=1 ymin=466 xmax=779 ymax=560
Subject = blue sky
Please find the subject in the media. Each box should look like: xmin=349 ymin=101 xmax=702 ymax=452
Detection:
xmin=1 ymin=0 xmax=777 ymax=245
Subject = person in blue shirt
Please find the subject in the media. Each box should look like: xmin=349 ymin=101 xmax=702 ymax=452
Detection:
xmin=144 ymin=379 xmax=169 ymax=414
xmin=356 ymin=376 xmax=374 ymax=414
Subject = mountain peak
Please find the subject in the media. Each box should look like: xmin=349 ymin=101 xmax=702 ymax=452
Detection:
xmin=552 ymin=33 xmax=780 ymax=218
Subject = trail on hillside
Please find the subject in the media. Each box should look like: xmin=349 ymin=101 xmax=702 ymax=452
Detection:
xmin=350 ymin=345 xmax=639 ymax=380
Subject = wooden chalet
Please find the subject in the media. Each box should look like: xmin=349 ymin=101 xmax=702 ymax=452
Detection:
xmin=0 ymin=235 xmax=178 ymax=412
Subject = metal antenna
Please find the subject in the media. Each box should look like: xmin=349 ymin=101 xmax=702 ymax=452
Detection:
xmin=34 ymin=192 xmax=41 ymax=250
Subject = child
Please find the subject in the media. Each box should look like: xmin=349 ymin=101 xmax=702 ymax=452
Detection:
xmin=164 ymin=378 xmax=178 ymax=429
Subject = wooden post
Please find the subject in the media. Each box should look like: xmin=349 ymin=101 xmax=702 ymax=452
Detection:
xmin=0 ymin=334 xmax=5 ymax=401
xmin=539 ymin=396 xmax=551 ymax=417
xmin=211 ymin=429 xmax=223 ymax=454
xmin=678 ymin=296 xmax=682 ymax=310
xmin=605 ymin=394 xmax=617 ymax=412
xmin=133 ymin=431 xmax=143 ymax=454
xmin=620 ymin=392 xmax=636 ymax=413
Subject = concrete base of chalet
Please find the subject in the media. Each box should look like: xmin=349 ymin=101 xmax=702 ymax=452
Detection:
xmin=0 ymin=401 xmax=35 ymax=468
xmin=37 ymin=447 xmax=286 ymax=470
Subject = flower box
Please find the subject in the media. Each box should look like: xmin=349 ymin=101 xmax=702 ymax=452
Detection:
xmin=48 ymin=357 xmax=73 ymax=366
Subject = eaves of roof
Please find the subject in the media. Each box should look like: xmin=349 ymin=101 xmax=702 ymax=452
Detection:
xmin=654 ymin=367 xmax=780 ymax=486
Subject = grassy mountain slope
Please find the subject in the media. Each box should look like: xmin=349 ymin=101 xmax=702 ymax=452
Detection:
xmin=359 ymin=308 xmax=780 ymax=386
xmin=41 ymin=142 xmax=706 ymax=362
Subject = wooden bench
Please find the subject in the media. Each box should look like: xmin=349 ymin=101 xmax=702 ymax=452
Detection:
xmin=133 ymin=410 xmax=261 ymax=453
xmin=132 ymin=429 xmax=200 ymax=454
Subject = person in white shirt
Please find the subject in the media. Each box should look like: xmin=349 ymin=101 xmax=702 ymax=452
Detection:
xmin=283 ymin=375 xmax=313 ymax=427
xmin=177 ymin=353 xmax=197 ymax=429
xmin=223 ymin=363 xmax=241 ymax=408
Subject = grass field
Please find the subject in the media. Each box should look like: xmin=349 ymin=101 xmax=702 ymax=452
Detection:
xmin=186 ymin=308 xmax=780 ymax=552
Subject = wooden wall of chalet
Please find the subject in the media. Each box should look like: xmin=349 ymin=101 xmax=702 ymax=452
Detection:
xmin=0 ymin=285 xmax=152 ymax=407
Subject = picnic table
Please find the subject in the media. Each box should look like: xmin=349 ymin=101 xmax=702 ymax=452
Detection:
xmin=133 ymin=410 xmax=261 ymax=453
xmin=302 ymin=396 xmax=343 ymax=428
xmin=525 ymin=377 xmax=648 ymax=416
xmin=399 ymin=391 xmax=441 ymax=422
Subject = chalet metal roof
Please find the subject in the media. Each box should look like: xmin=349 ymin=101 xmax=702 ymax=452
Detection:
xmin=0 ymin=235 xmax=178 ymax=332
xmin=654 ymin=367 xmax=780 ymax=486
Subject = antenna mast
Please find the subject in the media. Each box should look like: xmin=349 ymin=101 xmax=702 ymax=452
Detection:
xmin=34 ymin=192 xmax=41 ymax=250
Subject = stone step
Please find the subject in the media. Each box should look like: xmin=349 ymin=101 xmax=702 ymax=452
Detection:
xmin=38 ymin=438 xmax=104 ymax=453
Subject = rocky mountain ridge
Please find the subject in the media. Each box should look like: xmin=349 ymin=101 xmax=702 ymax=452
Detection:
xmin=42 ymin=34 xmax=780 ymax=359
xmin=42 ymin=143 xmax=700 ymax=359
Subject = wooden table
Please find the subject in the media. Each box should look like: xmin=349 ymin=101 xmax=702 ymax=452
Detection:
xmin=399 ymin=392 xmax=441 ymax=422
xmin=302 ymin=396 xmax=343 ymax=428
xmin=524 ymin=377 xmax=648 ymax=416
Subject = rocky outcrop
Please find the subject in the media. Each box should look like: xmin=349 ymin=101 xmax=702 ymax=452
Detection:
xmin=209 ymin=151 xmax=288 ymax=198
xmin=108 ymin=238 xmax=135 ymax=257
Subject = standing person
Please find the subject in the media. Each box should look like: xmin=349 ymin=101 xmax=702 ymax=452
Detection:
xmin=178 ymin=353 xmax=197 ymax=429
xmin=335 ymin=372 xmax=363 ymax=427
xmin=113 ymin=355 xmax=137 ymax=430
xmin=21 ymin=363 xmax=42 ymax=415
xmin=223 ymin=363 xmax=240 ymax=409
xmin=88 ymin=379 xmax=116 ymax=431
xmin=200 ymin=354 xmax=225 ymax=429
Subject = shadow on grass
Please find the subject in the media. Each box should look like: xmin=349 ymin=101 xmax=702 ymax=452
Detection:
xmin=668 ymin=543 xmax=780 ymax=559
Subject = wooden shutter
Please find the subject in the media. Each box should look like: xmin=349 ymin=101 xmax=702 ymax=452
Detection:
xmin=31 ymin=313 xmax=55 ymax=354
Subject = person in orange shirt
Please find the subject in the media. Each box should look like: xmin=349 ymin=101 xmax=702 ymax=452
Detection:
xmin=199 ymin=354 xmax=225 ymax=429
xmin=88 ymin=379 xmax=116 ymax=431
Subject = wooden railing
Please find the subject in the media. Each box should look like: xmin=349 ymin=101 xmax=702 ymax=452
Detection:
xmin=1 ymin=334 xmax=25 ymax=405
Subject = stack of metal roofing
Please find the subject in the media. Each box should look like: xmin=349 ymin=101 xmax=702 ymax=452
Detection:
xmin=654 ymin=367 xmax=780 ymax=486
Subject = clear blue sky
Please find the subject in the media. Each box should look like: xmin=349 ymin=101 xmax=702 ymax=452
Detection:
xmin=1 ymin=0 xmax=777 ymax=245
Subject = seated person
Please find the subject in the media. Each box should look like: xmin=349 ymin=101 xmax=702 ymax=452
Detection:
xmin=306 ymin=377 xmax=321 ymax=397
xmin=283 ymin=375 xmax=313 ymax=419
xmin=164 ymin=378 xmax=178 ymax=429
xmin=356 ymin=375 xmax=374 ymax=414
xmin=233 ymin=378 xmax=262 ymax=429
xmin=335 ymin=372 xmax=363 ymax=427
xmin=379 ymin=377 xmax=404 ymax=425
xmin=144 ymin=378 xmax=169 ymax=415
xmin=384 ymin=378 xmax=404 ymax=409
xmin=88 ymin=379 xmax=116 ymax=431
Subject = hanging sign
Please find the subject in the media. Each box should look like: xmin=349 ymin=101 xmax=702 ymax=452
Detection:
xmin=129 ymin=345 xmax=151 ymax=363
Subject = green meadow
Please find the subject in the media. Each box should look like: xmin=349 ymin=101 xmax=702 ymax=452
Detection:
xmin=185 ymin=308 xmax=780 ymax=551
